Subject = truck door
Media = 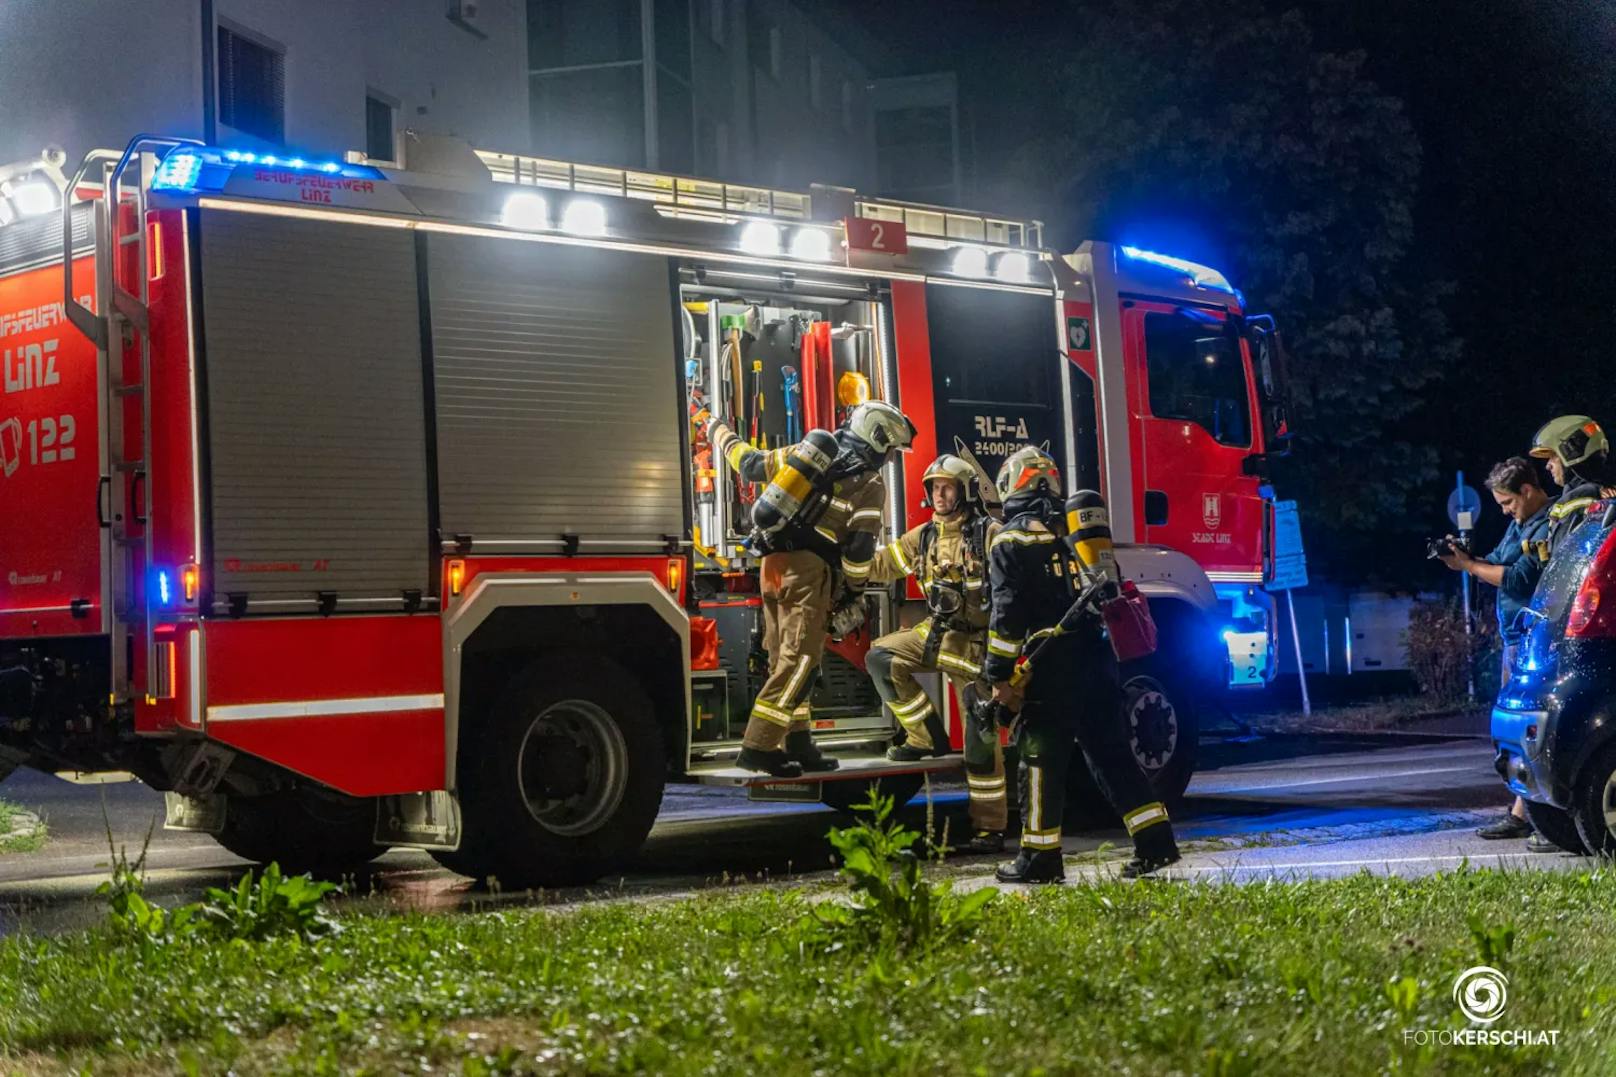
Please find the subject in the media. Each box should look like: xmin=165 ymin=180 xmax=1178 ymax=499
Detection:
xmin=1125 ymin=301 xmax=1265 ymax=577
xmin=921 ymin=283 xmax=1067 ymax=490
xmin=0 ymin=209 xmax=105 ymax=640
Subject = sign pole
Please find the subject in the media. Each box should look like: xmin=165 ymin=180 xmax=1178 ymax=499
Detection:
xmin=1457 ymin=470 xmax=1475 ymax=702
xmin=1287 ymin=588 xmax=1310 ymax=717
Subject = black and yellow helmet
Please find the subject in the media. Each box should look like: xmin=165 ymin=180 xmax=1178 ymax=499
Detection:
xmin=921 ymin=453 xmax=977 ymax=504
xmin=994 ymin=445 xmax=1061 ymax=501
xmin=1531 ymin=415 xmax=1609 ymax=469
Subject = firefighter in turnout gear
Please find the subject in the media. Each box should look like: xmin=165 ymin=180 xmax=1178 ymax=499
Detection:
xmin=1530 ymin=415 xmax=1613 ymax=556
xmin=984 ymin=446 xmax=1181 ymax=884
xmin=709 ymin=400 xmax=916 ymax=777
xmin=867 ymin=454 xmax=1008 ymax=853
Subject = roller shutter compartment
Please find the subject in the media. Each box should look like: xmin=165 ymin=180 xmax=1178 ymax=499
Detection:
xmin=427 ymin=234 xmax=684 ymax=552
xmin=200 ymin=209 xmax=430 ymax=613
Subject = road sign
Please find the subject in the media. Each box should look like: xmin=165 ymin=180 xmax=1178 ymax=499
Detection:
xmin=1266 ymin=499 xmax=1308 ymax=592
xmin=1448 ymin=480 xmax=1483 ymax=532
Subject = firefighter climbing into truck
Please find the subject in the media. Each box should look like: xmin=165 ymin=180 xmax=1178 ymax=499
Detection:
xmin=706 ymin=400 xmax=915 ymax=777
xmin=0 ymin=133 xmax=1292 ymax=886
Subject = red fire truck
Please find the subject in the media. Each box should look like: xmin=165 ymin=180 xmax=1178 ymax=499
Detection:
xmin=0 ymin=135 xmax=1289 ymax=883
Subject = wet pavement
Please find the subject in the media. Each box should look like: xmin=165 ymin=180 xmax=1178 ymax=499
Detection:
xmin=0 ymin=730 xmax=1528 ymax=935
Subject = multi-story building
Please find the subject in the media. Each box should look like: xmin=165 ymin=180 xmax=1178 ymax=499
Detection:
xmin=0 ymin=0 xmax=528 ymax=170
xmin=870 ymin=71 xmax=963 ymax=206
xmin=527 ymin=0 xmax=879 ymax=191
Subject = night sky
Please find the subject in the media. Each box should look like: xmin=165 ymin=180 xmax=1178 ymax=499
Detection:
xmin=820 ymin=0 xmax=1616 ymax=556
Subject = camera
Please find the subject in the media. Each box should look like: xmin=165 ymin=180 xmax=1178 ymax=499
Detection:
xmin=1425 ymin=536 xmax=1469 ymax=560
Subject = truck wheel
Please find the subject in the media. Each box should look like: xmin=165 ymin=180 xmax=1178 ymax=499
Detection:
xmin=1525 ymin=798 xmax=1589 ymax=855
xmin=820 ymin=772 xmax=925 ymax=816
xmin=453 ymin=658 xmax=664 ymax=888
xmin=212 ymin=789 xmax=383 ymax=879
xmin=1122 ymin=667 xmax=1198 ymax=804
xmin=1063 ymin=666 xmax=1200 ymax=824
xmin=1569 ymin=743 xmax=1616 ymax=856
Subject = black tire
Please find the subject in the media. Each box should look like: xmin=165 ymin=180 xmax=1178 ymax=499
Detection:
xmin=1121 ymin=666 xmax=1198 ymax=804
xmin=820 ymin=772 xmax=926 ymax=816
xmin=1526 ymin=798 xmax=1589 ymax=855
xmin=1570 ymin=742 xmax=1616 ymax=856
xmin=1063 ymin=664 xmax=1200 ymax=824
xmin=212 ymin=788 xmax=383 ymax=879
xmin=450 ymin=657 xmax=665 ymax=888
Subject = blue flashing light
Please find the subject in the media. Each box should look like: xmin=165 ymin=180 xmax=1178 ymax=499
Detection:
xmin=151 ymin=151 xmax=204 ymax=191
xmin=154 ymin=146 xmax=384 ymax=194
xmin=156 ymin=570 xmax=172 ymax=607
xmin=1119 ymin=245 xmax=1235 ymax=294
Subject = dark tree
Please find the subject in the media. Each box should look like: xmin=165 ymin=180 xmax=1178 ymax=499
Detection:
xmin=1007 ymin=0 xmax=1460 ymax=577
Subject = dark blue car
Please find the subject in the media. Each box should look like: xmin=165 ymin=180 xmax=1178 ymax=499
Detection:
xmin=1492 ymin=505 xmax=1616 ymax=854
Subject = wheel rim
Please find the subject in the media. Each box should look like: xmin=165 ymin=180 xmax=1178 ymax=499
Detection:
xmin=1125 ymin=676 xmax=1179 ymax=774
xmin=1600 ymin=769 xmax=1616 ymax=838
xmin=515 ymin=699 xmax=628 ymax=837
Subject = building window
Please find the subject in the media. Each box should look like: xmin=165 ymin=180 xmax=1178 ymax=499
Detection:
xmin=809 ymin=55 xmax=823 ymax=109
xmin=701 ymin=0 xmax=724 ymax=45
xmin=365 ymin=94 xmax=396 ymax=162
xmin=217 ymin=25 xmax=284 ymax=143
xmin=528 ymin=0 xmax=641 ymax=68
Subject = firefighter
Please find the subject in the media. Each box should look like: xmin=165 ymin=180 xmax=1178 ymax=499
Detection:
xmin=984 ymin=446 xmax=1181 ymax=883
xmin=709 ymin=400 xmax=915 ymax=777
xmin=1529 ymin=415 xmax=1613 ymax=556
xmin=866 ymin=453 xmax=1008 ymax=853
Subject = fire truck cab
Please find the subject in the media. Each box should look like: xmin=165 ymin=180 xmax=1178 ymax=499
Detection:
xmin=0 ymin=135 xmax=1289 ymax=884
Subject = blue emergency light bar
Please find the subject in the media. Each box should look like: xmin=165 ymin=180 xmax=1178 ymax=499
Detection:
xmin=150 ymin=146 xmax=385 ymax=193
xmin=1119 ymin=245 xmax=1235 ymax=294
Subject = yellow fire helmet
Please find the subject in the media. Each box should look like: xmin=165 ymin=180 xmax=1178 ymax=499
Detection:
xmin=995 ymin=444 xmax=1062 ymax=501
xmin=922 ymin=453 xmax=978 ymax=504
xmin=1530 ymin=415 xmax=1609 ymax=468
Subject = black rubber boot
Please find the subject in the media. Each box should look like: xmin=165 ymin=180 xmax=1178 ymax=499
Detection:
xmin=784 ymin=730 xmax=840 ymax=772
xmin=957 ymin=830 xmax=1006 ymax=855
xmin=736 ymin=746 xmax=804 ymax=778
xmin=885 ymin=714 xmax=952 ymax=761
xmin=994 ymin=848 xmax=1065 ymax=884
xmin=1118 ymin=853 xmax=1182 ymax=879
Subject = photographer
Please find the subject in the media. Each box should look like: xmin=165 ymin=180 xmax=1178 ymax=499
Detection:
xmin=1437 ymin=456 xmax=1551 ymax=844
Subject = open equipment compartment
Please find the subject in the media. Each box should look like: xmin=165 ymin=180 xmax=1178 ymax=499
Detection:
xmin=677 ymin=266 xmax=895 ymax=751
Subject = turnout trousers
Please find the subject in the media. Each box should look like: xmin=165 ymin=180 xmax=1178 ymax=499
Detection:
xmin=1015 ymin=635 xmax=1177 ymax=859
xmin=742 ymin=549 xmax=833 ymax=753
xmin=867 ymin=625 xmax=1008 ymax=832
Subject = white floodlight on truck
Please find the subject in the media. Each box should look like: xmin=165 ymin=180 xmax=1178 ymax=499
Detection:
xmin=789 ymin=227 xmax=834 ymax=261
xmin=739 ymin=219 xmax=781 ymax=256
xmin=993 ymin=250 xmax=1032 ymax=283
xmin=950 ymin=244 xmax=989 ymax=277
xmin=501 ymin=191 xmax=549 ymax=231
xmin=560 ymin=198 xmax=607 ymax=236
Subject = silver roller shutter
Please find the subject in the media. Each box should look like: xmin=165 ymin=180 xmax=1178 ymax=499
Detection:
xmin=200 ymin=209 xmax=430 ymax=613
xmin=427 ymin=234 xmax=684 ymax=551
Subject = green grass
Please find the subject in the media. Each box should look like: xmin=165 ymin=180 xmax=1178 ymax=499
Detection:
xmin=0 ymin=798 xmax=46 ymax=854
xmin=5 ymin=867 xmax=1616 ymax=1074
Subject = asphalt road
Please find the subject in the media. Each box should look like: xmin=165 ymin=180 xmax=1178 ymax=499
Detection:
xmin=0 ymin=731 xmax=1572 ymax=935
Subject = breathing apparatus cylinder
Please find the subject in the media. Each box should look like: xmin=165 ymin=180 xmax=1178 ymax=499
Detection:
xmin=750 ymin=429 xmax=839 ymax=544
xmin=1064 ymin=489 xmax=1121 ymax=592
